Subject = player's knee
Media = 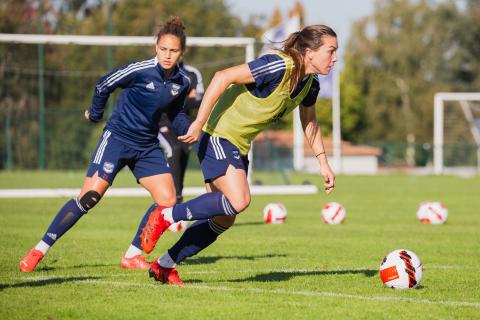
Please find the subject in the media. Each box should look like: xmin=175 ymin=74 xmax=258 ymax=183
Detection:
xmin=78 ymin=190 xmax=102 ymax=211
xmin=228 ymin=194 xmax=250 ymax=214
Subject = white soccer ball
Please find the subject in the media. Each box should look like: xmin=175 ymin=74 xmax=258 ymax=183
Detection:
xmin=167 ymin=220 xmax=189 ymax=232
xmin=263 ymin=203 xmax=287 ymax=224
xmin=379 ymin=249 xmax=423 ymax=289
xmin=416 ymin=201 xmax=448 ymax=225
xmin=321 ymin=202 xmax=346 ymax=224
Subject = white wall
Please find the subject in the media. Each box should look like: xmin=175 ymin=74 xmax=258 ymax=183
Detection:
xmin=303 ymin=155 xmax=378 ymax=175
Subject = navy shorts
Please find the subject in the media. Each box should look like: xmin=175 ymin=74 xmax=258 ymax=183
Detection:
xmin=86 ymin=129 xmax=170 ymax=184
xmin=196 ymin=132 xmax=249 ymax=182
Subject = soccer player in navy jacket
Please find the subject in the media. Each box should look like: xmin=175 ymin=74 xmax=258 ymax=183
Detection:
xmin=19 ymin=17 xmax=192 ymax=272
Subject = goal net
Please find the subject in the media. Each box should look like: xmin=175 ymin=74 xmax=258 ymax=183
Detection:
xmin=0 ymin=33 xmax=254 ymax=168
xmin=0 ymin=33 xmax=317 ymax=194
xmin=434 ymin=92 xmax=480 ymax=175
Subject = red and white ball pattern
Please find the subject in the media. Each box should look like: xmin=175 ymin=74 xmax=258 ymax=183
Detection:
xmin=379 ymin=249 xmax=423 ymax=289
xmin=167 ymin=220 xmax=189 ymax=232
xmin=321 ymin=202 xmax=346 ymax=224
xmin=263 ymin=203 xmax=287 ymax=224
xmin=416 ymin=201 xmax=448 ymax=225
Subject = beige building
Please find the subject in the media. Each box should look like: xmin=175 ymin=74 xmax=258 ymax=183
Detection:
xmin=254 ymin=131 xmax=381 ymax=174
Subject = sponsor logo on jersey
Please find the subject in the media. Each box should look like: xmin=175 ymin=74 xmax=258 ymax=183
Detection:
xmin=103 ymin=161 xmax=115 ymax=174
xmin=171 ymin=84 xmax=181 ymax=96
xmin=146 ymin=81 xmax=155 ymax=90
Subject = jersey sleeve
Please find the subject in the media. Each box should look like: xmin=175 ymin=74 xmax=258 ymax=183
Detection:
xmin=301 ymin=75 xmax=320 ymax=107
xmin=247 ymin=54 xmax=286 ymax=89
xmin=88 ymin=62 xmax=140 ymax=122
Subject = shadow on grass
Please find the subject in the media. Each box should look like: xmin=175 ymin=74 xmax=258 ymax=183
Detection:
xmin=0 ymin=276 xmax=101 ymax=291
xmin=233 ymin=221 xmax=265 ymax=227
xmin=183 ymin=253 xmax=288 ymax=265
xmin=383 ymin=284 xmax=427 ymax=290
xmin=35 ymin=262 xmax=116 ymax=272
xmin=228 ymin=269 xmax=377 ymax=283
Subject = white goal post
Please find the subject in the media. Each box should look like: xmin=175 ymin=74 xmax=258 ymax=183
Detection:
xmin=0 ymin=33 xmax=255 ymax=59
xmin=434 ymin=92 xmax=480 ymax=175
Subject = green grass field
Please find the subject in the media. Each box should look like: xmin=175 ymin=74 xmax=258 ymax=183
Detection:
xmin=1 ymin=171 xmax=479 ymax=319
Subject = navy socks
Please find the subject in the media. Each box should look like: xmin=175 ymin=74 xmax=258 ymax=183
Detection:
xmin=132 ymin=192 xmax=236 ymax=257
xmin=168 ymin=219 xmax=228 ymax=264
xmin=41 ymin=198 xmax=87 ymax=246
xmin=172 ymin=192 xmax=236 ymax=222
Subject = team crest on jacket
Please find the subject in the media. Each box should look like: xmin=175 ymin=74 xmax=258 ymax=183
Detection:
xmin=103 ymin=161 xmax=114 ymax=174
xmin=171 ymin=84 xmax=181 ymax=96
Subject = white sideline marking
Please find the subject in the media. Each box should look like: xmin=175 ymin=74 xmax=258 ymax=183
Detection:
xmin=9 ymin=274 xmax=480 ymax=308
xmin=10 ymin=264 xmax=476 ymax=282
xmin=0 ymin=185 xmax=317 ymax=198
xmin=69 ymin=280 xmax=480 ymax=308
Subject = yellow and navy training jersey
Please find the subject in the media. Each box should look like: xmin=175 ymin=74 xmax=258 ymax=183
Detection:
xmin=204 ymin=52 xmax=320 ymax=155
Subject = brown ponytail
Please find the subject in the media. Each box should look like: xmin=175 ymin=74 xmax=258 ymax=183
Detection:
xmin=156 ymin=16 xmax=186 ymax=51
xmin=281 ymin=25 xmax=337 ymax=93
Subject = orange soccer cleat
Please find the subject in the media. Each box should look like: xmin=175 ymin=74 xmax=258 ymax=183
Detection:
xmin=120 ymin=255 xmax=151 ymax=270
xmin=141 ymin=206 xmax=171 ymax=254
xmin=19 ymin=248 xmax=44 ymax=272
xmin=148 ymin=260 xmax=183 ymax=286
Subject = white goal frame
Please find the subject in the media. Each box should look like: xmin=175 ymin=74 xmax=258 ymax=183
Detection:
xmin=0 ymin=33 xmax=318 ymax=194
xmin=434 ymin=92 xmax=480 ymax=175
xmin=0 ymin=33 xmax=255 ymax=57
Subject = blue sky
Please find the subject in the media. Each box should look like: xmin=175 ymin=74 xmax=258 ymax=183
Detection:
xmin=225 ymin=0 xmax=377 ymax=52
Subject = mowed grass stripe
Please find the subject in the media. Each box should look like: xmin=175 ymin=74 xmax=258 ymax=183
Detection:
xmin=6 ymin=276 xmax=479 ymax=308
xmin=2 ymin=174 xmax=480 ymax=319
xmin=9 ymin=263 xmax=477 ymax=282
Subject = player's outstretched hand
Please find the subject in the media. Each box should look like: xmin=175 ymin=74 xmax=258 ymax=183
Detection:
xmin=320 ymin=164 xmax=335 ymax=194
xmin=178 ymin=120 xmax=203 ymax=144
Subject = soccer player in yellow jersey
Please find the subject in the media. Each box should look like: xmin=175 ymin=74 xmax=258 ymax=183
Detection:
xmin=142 ymin=25 xmax=338 ymax=285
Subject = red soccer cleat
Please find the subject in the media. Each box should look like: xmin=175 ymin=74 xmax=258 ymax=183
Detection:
xmin=120 ymin=255 xmax=151 ymax=270
xmin=149 ymin=260 xmax=183 ymax=286
xmin=19 ymin=248 xmax=44 ymax=272
xmin=141 ymin=206 xmax=171 ymax=254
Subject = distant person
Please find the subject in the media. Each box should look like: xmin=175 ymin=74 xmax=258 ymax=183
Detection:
xmin=19 ymin=16 xmax=192 ymax=272
xmin=139 ymin=24 xmax=337 ymax=285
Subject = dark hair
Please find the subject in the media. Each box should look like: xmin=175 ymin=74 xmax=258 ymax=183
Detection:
xmin=156 ymin=16 xmax=186 ymax=51
xmin=281 ymin=24 xmax=337 ymax=92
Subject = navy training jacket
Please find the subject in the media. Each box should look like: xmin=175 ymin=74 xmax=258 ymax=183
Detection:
xmin=88 ymin=56 xmax=191 ymax=149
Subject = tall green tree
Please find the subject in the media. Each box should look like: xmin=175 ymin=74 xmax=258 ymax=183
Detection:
xmin=341 ymin=0 xmax=480 ymax=145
